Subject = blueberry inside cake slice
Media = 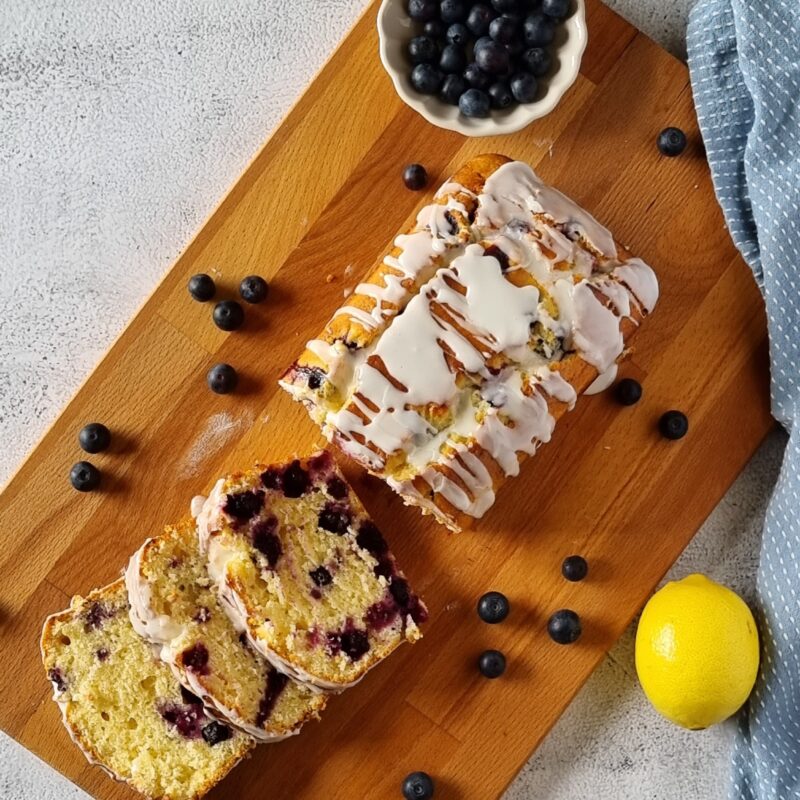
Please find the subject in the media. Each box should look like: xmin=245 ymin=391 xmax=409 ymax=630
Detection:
xmin=40 ymin=580 xmax=253 ymax=800
xmin=125 ymin=520 xmax=327 ymax=741
xmin=195 ymin=450 xmax=427 ymax=691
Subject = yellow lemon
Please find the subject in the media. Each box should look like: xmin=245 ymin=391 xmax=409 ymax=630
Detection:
xmin=635 ymin=573 xmax=760 ymax=729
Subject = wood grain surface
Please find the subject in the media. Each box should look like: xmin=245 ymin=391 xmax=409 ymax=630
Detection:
xmin=0 ymin=1 xmax=772 ymax=798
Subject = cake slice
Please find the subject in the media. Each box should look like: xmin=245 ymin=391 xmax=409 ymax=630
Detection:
xmin=195 ymin=450 xmax=427 ymax=691
xmin=280 ymin=153 xmax=659 ymax=531
xmin=41 ymin=580 xmax=253 ymax=800
xmin=125 ymin=520 xmax=327 ymax=741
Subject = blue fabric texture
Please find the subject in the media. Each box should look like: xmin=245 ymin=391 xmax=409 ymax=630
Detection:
xmin=688 ymin=2 xmax=800 ymax=798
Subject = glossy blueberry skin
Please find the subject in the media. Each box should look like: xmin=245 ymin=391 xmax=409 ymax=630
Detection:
xmin=459 ymin=88 xmax=491 ymax=117
xmin=466 ymin=3 xmax=495 ymax=36
xmin=510 ymin=71 xmax=538 ymax=102
xmin=403 ymin=163 xmax=428 ymax=191
xmin=239 ymin=275 xmax=269 ymax=304
xmin=488 ymin=81 xmax=514 ymax=109
xmin=439 ymin=43 xmax=467 ymax=73
xmin=489 ymin=14 xmax=518 ymax=43
xmin=78 ymin=422 xmax=111 ymax=454
xmin=408 ymin=0 xmax=439 ymax=21
xmin=475 ymin=40 xmax=510 ymax=75
xmin=187 ymin=273 xmax=215 ymax=302
xmin=212 ymin=300 xmax=245 ymax=331
xmin=446 ymin=22 xmax=470 ymax=45
xmin=70 ymin=461 xmax=101 ymax=492
xmin=408 ymin=35 xmax=439 ymax=64
xmin=477 ymin=591 xmax=510 ymax=623
xmin=561 ymin=555 xmax=589 ymax=582
xmin=542 ymin=0 xmax=570 ymax=17
xmin=615 ymin=377 xmax=642 ymax=406
xmin=520 ymin=46 xmax=551 ymax=75
xmin=464 ymin=63 xmax=492 ymax=89
xmin=207 ymin=363 xmax=238 ymax=394
xmin=423 ymin=19 xmax=446 ymax=38
xmin=548 ymin=609 xmax=582 ymax=644
xmin=410 ymin=62 xmax=444 ymax=94
xmin=402 ymin=771 xmax=435 ymax=800
xmin=478 ymin=649 xmax=507 ymax=678
xmin=440 ymin=73 xmax=468 ymax=105
xmin=440 ymin=0 xmax=468 ymax=23
xmin=523 ymin=13 xmax=555 ymax=46
xmin=659 ymin=410 xmax=689 ymax=440
xmin=657 ymin=127 xmax=688 ymax=157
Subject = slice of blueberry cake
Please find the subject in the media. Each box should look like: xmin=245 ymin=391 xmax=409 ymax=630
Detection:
xmin=195 ymin=450 xmax=427 ymax=691
xmin=125 ymin=519 xmax=327 ymax=741
xmin=40 ymin=579 xmax=253 ymax=800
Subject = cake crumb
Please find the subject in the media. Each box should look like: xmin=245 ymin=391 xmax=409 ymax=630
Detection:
xmin=326 ymin=273 xmax=336 ymax=283
xmin=343 ymin=287 xmax=353 ymax=298
xmin=344 ymin=264 xmax=353 ymax=277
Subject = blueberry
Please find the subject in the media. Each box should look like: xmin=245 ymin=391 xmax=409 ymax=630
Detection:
xmin=407 ymin=0 xmax=438 ymax=21
xmin=548 ymin=609 xmax=582 ymax=644
xmin=439 ymin=43 xmax=467 ymax=73
xmin=510 ymin=71 xmax=538 ymax=102
xmin=356 ymin=521 xmax=389 ymax=556
xmin=408 ymin=35 xmax=439 ymax=64
xmin=459 ymin=87 xmax=491 ymax=117
xmin=423 ymin=19 xmax=446 ymax=38
xmin=503 ymin=35 xmax=524 ymax=56
xmin=181 ymin=643 xmax=210 ymax=673
xmin=224 ymin=489 xmax=264 ymax=521
xmin=188 ymin=273 xmax=215 ymax=302
xmin=239 ymin=275 xmax=269 ymax=304
xmin=475 ymin=40 xmax=510 ymax=74
xmin=657 ymin=127 xmax=687 ymax=157
xmin=542 ymin=0 xmax=569 ymax=17
xmin=659 ymin=410 xmax=689 ymax=440
xmin=489 ymin=15 xmax=517 ymax=43
xmin=70 ymin=461 xmax=100 ymax=492
xmin=520 ymin=46 xmax=551 ymax=75
xmin=440 ymin=73 xmax=468 ymax=104
xmin=212 ymin=300 xmax=244 ymax=331
xmin=466 ymin=3 xmax=494 ymax=35
xmin=310 ymin=566 xmax=333 ymax=587
xmin=614 ymin=377 xmax=642 ymax=406
xmin=340 ymin=629 xmax=370 ymax=661
xmin=206 ymin=363 xmax=238 ymax=394
xmin=201 ymin=721 xmax=232 ymax=746
xmin=410 ymin=62 xmax=443 ymax=94
xmin=478 ymin=649 xmax=507 ymax=678
xmin=488 ymin=81 xmax=514 ymax=109
xmin=251 ymin=517 xmax=282 ymax=568
xmin=318 ymin=503 xmax=351 ymax=535
xmin=440 ymin=0 xmax=467 ymax=23
xmin=473 ymin=35 xmax=494 ymax=53
xmin=561 ymin=555 xmax=588 ymax=582
xmin=446 ymin=22 xmax=470 ymax=45
xmin=464 ymin=63 xmax=492 ymax=89
xmin=402 ymin=771 xmax=435 ymax=800
xmin=492 ymin=0 xmax=522 ymax=10
xmin=78 ymin=422 xmax=110 ymax=454
xmin=403 ymin=163 xmax=428 ymax=191
xmin=477 ymin=591 xmax=510 ymax=623
xmin=281 ymin=460 xmax=310 ymax=497
xmin=326 ymin=475 xmax=349 ymax=499
xmin=523 ymin=13 xmax=555 ymax=46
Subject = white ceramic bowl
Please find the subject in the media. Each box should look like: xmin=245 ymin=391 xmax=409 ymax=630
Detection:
xmin=377 ymin=0 xmax=587 ymax=137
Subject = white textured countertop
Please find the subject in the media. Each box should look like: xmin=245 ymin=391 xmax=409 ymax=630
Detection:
xmin=1 ymin=1 xmax=780 ymax=798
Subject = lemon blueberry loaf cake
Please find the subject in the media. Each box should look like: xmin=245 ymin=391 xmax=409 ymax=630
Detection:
xmin=280 ymin=153 xmax=659 ymax=531
xmin=41 ymin=579 xmax=253 ymax=800
xmin=125 ymin=519 xmax=327 ymax=741
xmin=195 ymin=450 xmax=427 ymax=691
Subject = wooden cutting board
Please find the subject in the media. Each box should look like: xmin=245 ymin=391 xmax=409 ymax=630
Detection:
xmin=0 ymin=1 xmax=772 ymax=798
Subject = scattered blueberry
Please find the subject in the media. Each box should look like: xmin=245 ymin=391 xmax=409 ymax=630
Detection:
xmin=659 ymin=410 xmax=689 ymax=440
xmin=475 ymin=41 xmax=510 ymax=74
xmin=548 ymin=609 xmax=582 ymax=644
xmin=488 ymin=81 xmax=514 ymax=108
xmin=423 ymin=19 xmax=446 ymax=37
xmin=657 ymin=127 xmax=687 ymax=157
xmin=489 ymin=14 xmax=518 ymax=43
xmin=84 ymin=602 xmax=113 ymax=630
xmin=440 ymin=43 xmax=467 ymax=73
xmin=466 ymin=3 xmax=494 ymax=35
xmin=477 ymin=591 xmax=510 ymax=623
xmin=459 ymin=88 xmax=491 ymax=117
xmin=318 ymin=503 xmax=351 ymax=535
xmin=70 ymin=461 xmax=100 ymax=492
xmin=340 ymin=629 xmax=370 ymax=661
xmin=520 ymin=46 xmax=551 ymax=75
xmin=440 ymin=73 xmax=468 ymax=104
xmin=310 ymin=566 xmax=333 ymax=587
xmin=356 ymin=521 xmax=389 ymax=556
xmin=48 ymin=668 xmax=68 ymax=693
xmin=159 ymin=700 xmax=206 ymax=739
xmin=411 ymin=62 xmax=444 ymax=94
xmin=212 ymin=300 xmax=244 ymax=332
xmin=523 ymin=13 xmax=555 ymax=46
xmin=464 ymin=62 xmax=492 ymax=89
xmin=614 ymin=377 xmax=642 ymax=406
xmin=403 ymin=163 xmax=429 ymax=191
xmin=409 ymin=35 xmax=439 ymax=64
xmin=206 ymin=363 xmax=238 ymax=394
xmin=239 ymin=275 xmax=269 ymax=304
xmin=478 ymin=649 xmax=507 ymax=678
xmin=510 ymin=71 xmax=538 ymax=102
xmin=408 ymin=0 xmax=439 ymax=21
xmin=188 ymin=273 xmax=215 ymax=302
xmin=561 ymin=555 xmax=588 ymax=582
xmin=224 ymin=489 xmax=264 ymax=521
xmin=181 ymin=643 xmax=210 ymax=674
xmin=446 ymin=22 xmax=470 ymax=45
xmin=281 ymin=460 xmax=310 ymax=497
xmin=440 ymin=0 xmax=468 ymax=23
xmin=201 ymin=721 xmax=232 ymax=746
xmin=78 ymin=422 xmax=111 ymax=454
xmin=542 ymin=0 xmax=570 ymax=18
xmin=326 ymin=475 xmax=349 ymax=499
xmin=402 ymin=771 xmax=435 ymax=800
xmin=251 ymin=517 xmax=282 ymax=568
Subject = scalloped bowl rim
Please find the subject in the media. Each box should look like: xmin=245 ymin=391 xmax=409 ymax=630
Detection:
xmin=377 ymin=0 xmax=587 ymax=137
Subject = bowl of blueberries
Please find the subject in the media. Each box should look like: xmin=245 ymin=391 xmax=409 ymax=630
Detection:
xmin=378 ymin=0 xmax=587 ymax=136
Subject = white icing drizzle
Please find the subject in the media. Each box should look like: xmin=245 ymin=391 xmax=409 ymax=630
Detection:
xmin=584 ymin=363 xmax=619 ymax=395
xmin=613 ymin=258 xmax=660 ymax=313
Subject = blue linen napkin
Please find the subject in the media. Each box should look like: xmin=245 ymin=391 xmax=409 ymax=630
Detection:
xmin=688 ymin=2 xmax=800 ymax=797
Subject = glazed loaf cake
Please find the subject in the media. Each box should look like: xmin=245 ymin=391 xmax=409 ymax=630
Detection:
xmin=41 ymin=580 xmax=253 ymax=800
xmin=125 ymin=519 xmax=327 ymax=741
xmin=280 ymin=154 xmax=659 ymax=531
xmin=195 ymin=450 xmax=427 ymax=691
